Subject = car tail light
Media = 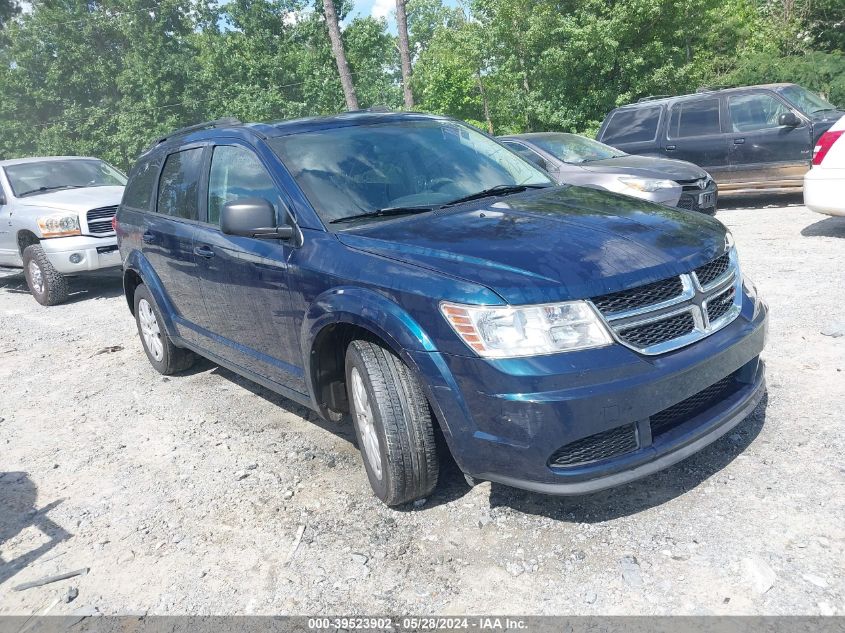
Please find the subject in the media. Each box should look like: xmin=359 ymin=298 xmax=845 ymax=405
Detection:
xmin=111 ymin=215 xmax=118 ymax=232
xmin=812 ymin=130 xmax=844 ymax=166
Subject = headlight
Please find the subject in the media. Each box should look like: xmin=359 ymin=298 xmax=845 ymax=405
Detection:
xmin=618 ymin=177 xmax=678 ymax=193
xmin=440 ymin=301 xmax=612 ymax=358
xmin=37 ymin=213 xmax=81 ymax=237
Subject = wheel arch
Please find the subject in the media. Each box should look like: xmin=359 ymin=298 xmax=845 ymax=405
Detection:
xmin=303 ymin=287 xmax=439 ymax=423
xmin=16 ymin=229 xmax=39 ymax=255
xmin=122 ymin=250 xmax=179 ymax=338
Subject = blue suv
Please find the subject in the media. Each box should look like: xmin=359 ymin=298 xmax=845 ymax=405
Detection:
xmin=116 ymin=112 xmax=768 ymax=506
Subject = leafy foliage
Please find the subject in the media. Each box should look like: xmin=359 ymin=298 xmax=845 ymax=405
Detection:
xmin=0 ymin=0 xmax=841 ymax=168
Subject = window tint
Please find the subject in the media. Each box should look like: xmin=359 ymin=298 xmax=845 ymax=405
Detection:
xmin=668 ymin=98 xmax=721 ymax=138
xmin=208 ymin=145 xmax=280 ymax=225
xmin=156 ymin=148 xmax=204 ymax=220
xmin=601 ymin=107 xmax=661 ymax=144
xmin=122 ymin=157 xmax=161 ymax=211
xmin=502 ymin=142 xmax=548 ymax=170
xmin=728 ymin=94 xmax=791 ymax=133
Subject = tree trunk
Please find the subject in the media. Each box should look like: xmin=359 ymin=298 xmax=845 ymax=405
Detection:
xmin=322 ymin=0 xmax=358 ymax=110
xmin=395 ymin=0 xmax=414 ymax=109
xmin=476 ymin=70 xmax=493 ymax=134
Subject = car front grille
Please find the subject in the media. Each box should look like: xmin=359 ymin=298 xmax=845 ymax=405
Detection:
xmin=649 ymin=371 xmax=742 ymax=437
xmin=86 ymin=206 xmax=117 ymax=234
xmin=589 ymin=250 xmax=742 ymax=355
xmin=706 ymin=285 xmax=736 ymax=323
xmin=592 ymin=277 xmax=685 ymax=317
xmin=548 ymin=423 xmax=639 ymax=468
xmin=694 ymin=252 xmax=730 ymax=287
xmin=616 ymin=310 xmax=696 ymax=349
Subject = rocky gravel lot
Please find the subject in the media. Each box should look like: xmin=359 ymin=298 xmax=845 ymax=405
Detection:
xmin=0 ymin=199 xmax=843 ymax=617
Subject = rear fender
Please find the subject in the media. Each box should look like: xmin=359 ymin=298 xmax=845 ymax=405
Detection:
xmin=123 ymin=250 xmax=179 ymax=339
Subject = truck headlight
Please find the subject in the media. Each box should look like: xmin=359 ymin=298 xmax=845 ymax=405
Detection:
xmin=440 ymin=301 xmax=612 ymax=358
xmin=619 ymin=177 xmax=678 ymax=193
xmin=37 ymin=213 xmax=81 ymax=237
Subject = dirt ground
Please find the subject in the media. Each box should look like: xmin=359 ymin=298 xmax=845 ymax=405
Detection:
xmin=1 ymin=198 xmax=843 ymax=617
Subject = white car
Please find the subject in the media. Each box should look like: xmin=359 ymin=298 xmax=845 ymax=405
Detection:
xmin=0 ymin=156 xmax=126 ymax=305
xmin=804 ymin=114 xmax=845 ymax=217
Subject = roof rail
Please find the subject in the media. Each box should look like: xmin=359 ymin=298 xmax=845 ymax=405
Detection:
xmin=149 ymin=117 xmax=242 ymax=148
xmin=695 ymin=85 xmax=728 ymax=93
xmin=636 ymin=95 xmax=672 ymax=103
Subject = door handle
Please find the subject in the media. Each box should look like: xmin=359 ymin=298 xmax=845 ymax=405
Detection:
xmin=733 ymin=138 xmax=745 ymax=145
xmin=193 ymin=245 xmax=215 ymax=259
xmin=665 ymin=145 xmax=676 ymax=151
xmin=142 ymin=231 xmax=156 ymax=244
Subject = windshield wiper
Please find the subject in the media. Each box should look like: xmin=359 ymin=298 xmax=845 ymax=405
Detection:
xmin=329 ymin=205 xmax=435 ymax=224
xmin=440 ymin=184 xmax=549 ymax=208
xmin=18 ymin=184 xmax=86 ymax=197
xmin=811 ymin=107 xmax=840 ymax=114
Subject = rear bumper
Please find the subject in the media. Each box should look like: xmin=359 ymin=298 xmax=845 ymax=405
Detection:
xmin=804 ymin=168 xmax=845 ymax=216
xmin=41 ymin=235 xmax=121 ymax=274
xmin=414 ymin=291 xmax=767 ymax=495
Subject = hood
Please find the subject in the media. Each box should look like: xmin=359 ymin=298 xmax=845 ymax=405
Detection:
xmin=337 ymin=186 xmax=728 ymax=305
xmin=580 ymin=155 xmax=708 ymax=181
xmin=15 ymin=186 xmax=124 ymax=213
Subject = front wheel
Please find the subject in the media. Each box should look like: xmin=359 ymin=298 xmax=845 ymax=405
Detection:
xmin=22 ymin=245 xmax=69 ymax=306
xmin=345 ymin=338 xmax=439 ymax=506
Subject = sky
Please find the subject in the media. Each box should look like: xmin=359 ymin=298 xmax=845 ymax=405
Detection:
xmin=347 ymin=0 xmax=460 ymax=28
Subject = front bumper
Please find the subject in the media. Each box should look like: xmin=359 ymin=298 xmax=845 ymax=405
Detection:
xmin=414 ymin=292 xmax=767 ymax=495
xmin=677 ymin=183 xmax=718 ymax=214
xmin=41 ymin=235 xmax=121 ymax=274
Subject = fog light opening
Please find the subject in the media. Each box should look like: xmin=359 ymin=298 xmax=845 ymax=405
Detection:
xmin=69 ymin=253 xmax=82 ymax=264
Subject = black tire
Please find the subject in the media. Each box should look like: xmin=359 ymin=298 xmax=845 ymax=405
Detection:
xmin=22 ymin=244 xmax=69 ymax=306
xmin=133 ymin=284 xmax=195 ymax=375
xmin=345 ymin=338 xmax=439 ymax=506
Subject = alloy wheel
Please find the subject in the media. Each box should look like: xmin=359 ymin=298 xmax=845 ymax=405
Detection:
xmin=138 ymin=298 xmax=164 ymax=362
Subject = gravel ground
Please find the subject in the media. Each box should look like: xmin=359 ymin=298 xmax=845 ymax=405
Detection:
xmin=0 ymin=199 xmax=843 ymax=617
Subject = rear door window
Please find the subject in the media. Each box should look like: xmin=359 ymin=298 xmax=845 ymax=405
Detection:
xmin=727 ymin=93 xmax=791 ymax=133
xmin=156 ymin=148 xmax=204 ymax=220
xmin=122 ymin=157 xmax=161 ymax=211
xmin=601 ymin=106 xmax=661 ymax=144
xmin=668 ymin=98 xmax=721 ymax=138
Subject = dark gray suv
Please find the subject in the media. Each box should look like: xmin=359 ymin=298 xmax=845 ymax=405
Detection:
xmin=597 ymin=83 xmax=843 ymax=194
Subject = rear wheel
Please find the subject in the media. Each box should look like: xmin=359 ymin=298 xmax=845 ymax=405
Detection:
xmin=345 ymin=338 xmax=439 ymax=506
xmin=133 ymin=284 xmax=195 ymax=375
xmin=22 ymin=245 xmax=68 ymax=306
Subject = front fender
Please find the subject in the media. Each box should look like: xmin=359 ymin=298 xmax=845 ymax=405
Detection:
xmin=123 ymin=249 xmax=179 ymax=339
xmin=303 ymin=286 xmax=439 ymax=357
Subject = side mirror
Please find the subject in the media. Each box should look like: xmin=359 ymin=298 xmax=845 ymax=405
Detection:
xmin=779 ymin=112 xmax=801 ymax=127
xmin=220 ymin=198 xmax=293 ymax=239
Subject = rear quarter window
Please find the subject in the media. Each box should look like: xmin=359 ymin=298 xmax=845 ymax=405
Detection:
xmin=601 ymin=106 xmax=662 ymax=145
xmin=121 ymin=156 xmax=161 ymax=211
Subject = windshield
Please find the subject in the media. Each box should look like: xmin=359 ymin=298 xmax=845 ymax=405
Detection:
xmin=529 ymin=133 xmax=627 ymax=164
xmin=777 ymin=85 xmax=838 ymax=115
xmin=4 ymin=159 xmax=127 ymax=198
xmin=269 ymin=120 xmax=552 ymax=225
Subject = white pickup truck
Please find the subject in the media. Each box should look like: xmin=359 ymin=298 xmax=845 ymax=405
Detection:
xmin=0 ymin=156 xmax=126 ymax=305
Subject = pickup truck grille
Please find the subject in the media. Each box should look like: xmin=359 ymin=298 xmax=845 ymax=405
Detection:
xmin=86 ymin=206 xmax=117 ymax=234
xmin=548 ymin=423 xmax=639 ymax=468
xmin=589 ymin=250 xmax=742 ymax=355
